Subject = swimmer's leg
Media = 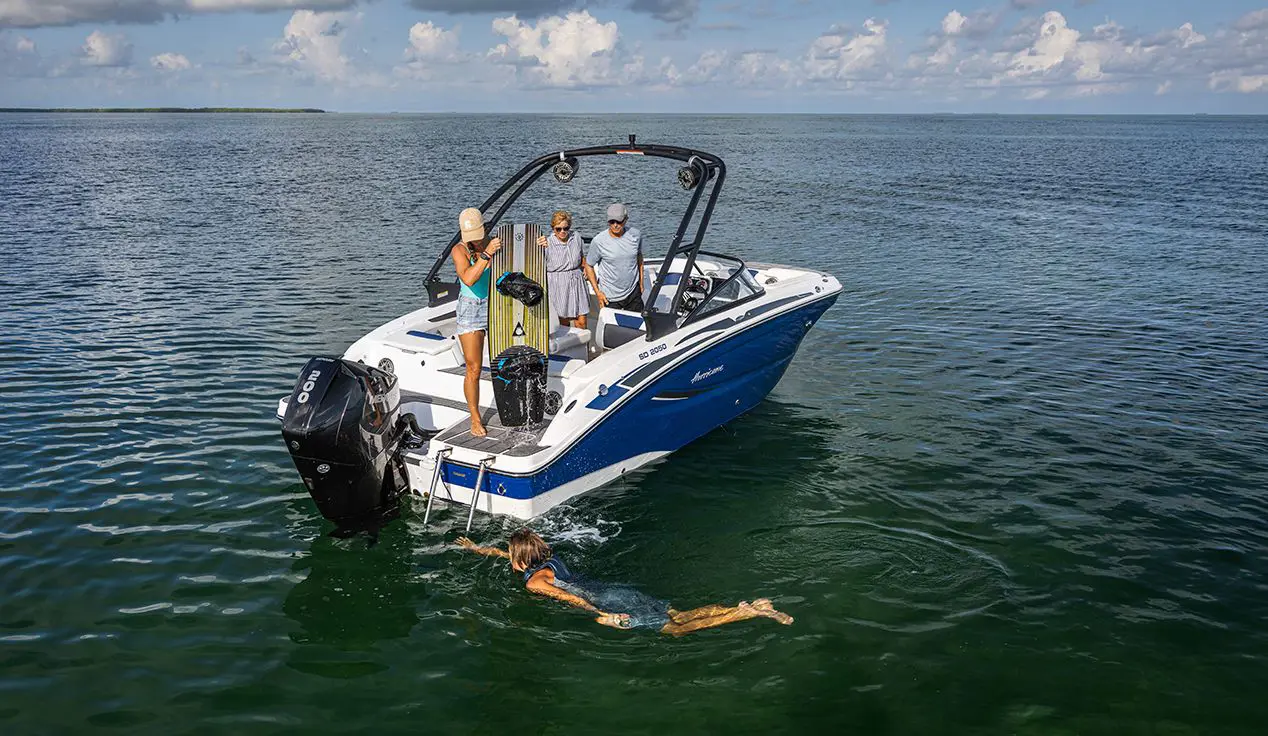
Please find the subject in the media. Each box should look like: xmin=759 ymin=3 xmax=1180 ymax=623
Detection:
xmin=660 ymin=604 xmax=757 ymax=635
xmin=659 ymin=600 xmax=791 ymax=636
xmin=666 ymin=604 xmax=731 ymax=624
xmin=748 ymin=598 xmax=794 ymax=625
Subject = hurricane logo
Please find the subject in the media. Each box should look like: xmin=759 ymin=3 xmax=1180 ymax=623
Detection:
xmin=691 ymin=365 xmax=725 ymax=384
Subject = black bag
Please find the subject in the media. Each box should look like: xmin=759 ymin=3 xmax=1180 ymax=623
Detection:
xmin=495 ymin=271 xmax=544 ymax=307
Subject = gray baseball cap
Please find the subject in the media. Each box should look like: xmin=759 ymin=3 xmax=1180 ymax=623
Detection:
xmin=606 ymin=203 xmax=628 ymax=222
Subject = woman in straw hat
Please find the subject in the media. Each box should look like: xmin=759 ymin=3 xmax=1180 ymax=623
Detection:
xmin=451 ymin=207 xmax=502 ymax=437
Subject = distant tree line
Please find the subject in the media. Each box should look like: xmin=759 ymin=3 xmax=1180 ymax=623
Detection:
xmin=0 ymin=107 xmax=326 ymax=113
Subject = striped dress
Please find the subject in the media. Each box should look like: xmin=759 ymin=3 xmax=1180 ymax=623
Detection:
xmin=545 ymin=231 xmax=588 ymax=320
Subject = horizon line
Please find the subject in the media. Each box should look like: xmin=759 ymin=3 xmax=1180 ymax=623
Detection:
xmin=2 ymin=108 xmax=1266 ymax=117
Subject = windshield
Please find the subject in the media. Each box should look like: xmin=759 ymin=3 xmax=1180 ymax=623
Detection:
xmin=687 ymin=254 xmax=764 ymax=321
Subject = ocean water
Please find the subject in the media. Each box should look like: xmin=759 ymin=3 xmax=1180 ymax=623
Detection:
xmin=1 ymin=113 xmax=1267 ymax=733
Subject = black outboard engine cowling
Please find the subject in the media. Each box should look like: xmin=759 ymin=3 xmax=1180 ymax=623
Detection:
xmin=281 ymin=357 xmax=410 ymax=535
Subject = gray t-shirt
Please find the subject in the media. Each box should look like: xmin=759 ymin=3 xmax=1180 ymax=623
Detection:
xmin=588 ymin=226 xmax=643 ymax=301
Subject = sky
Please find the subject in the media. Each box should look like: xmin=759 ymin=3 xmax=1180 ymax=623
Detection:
xmin=1 ymin=1 xmax=1266 ymax=112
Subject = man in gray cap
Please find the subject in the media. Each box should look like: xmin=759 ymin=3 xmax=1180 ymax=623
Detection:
xmin=584 ymin=203 xmax=645 ymax=312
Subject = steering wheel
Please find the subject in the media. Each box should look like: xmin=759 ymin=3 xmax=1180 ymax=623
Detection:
xmin=677 ymin=275 xmax=712 ymax=316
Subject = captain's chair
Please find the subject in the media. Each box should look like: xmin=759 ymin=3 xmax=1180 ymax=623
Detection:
xmin=595 ymin=308 xmax=646 ymax=350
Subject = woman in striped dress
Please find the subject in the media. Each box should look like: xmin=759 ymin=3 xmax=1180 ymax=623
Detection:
xmin=536 ymin=210 xmax=589 ymax=330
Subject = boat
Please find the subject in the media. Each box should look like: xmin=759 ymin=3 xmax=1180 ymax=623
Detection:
xmin=277 ymin=137 xmax=841 ymax=534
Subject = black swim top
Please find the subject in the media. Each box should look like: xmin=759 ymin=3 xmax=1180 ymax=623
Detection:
xmin=522 ymin=555 xmax=573 ymax=583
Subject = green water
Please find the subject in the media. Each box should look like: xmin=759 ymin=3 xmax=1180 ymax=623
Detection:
xmin=2 ymin=113 xmax=1266 ymax=733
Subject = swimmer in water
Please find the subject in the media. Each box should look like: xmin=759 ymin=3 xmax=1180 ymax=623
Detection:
xmin=456 ymin=529 xmax=793 ymax=635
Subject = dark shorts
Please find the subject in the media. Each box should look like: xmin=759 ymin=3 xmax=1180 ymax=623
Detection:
xmin=608 ymin=289 xmax=644 ymax=313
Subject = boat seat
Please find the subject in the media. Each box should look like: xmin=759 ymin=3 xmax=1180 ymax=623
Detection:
xmin=644 ymin=268 xmax=681 ymax=313
xmin=385 ymin=328 xmax=457 ymax=356
xmin=597 ymin=308 xmax=646 ymax=349
xmin=549 ymin=325 xmax=591 ymax=360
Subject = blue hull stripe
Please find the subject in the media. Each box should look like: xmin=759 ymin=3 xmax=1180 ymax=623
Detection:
xmin=584 ymin=384 xmax=629 ymax=410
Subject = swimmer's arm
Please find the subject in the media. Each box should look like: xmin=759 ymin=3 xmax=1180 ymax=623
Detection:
xmin=526 ymin=569 xmax=600 ymax=614
xmin=455 ymin=536 xmax=510 ymax=559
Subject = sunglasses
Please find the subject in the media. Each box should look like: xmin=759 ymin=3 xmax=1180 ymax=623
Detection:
xmin=553 ymin=226 xmax=570 ymax=232
xmin=608 ymin=219 xmax=626 ymax=226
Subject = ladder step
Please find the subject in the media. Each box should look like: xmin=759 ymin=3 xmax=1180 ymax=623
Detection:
xmin=465 ymin=459 xmax=492 ymax=533
xmin=422 ymin=448 xmax=451 ymax=526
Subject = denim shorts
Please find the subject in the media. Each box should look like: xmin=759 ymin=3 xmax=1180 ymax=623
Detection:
xmin=456 ymin=294 xmax=488 ymax=335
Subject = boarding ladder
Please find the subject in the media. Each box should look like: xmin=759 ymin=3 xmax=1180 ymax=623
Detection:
xmin=421 ymin=448 xmax=495 ymax=532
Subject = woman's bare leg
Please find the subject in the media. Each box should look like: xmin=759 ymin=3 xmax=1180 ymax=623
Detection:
xmin=748 ymin=599 xmax=794 ymax=625
xmin=660 ymin=599 xmax=793 ymax=636
xmin=458 ymin=330 xmax=486 ymax=437
xmin=667 ymin=604 xmax=732 ymax=624
xmin=573 ymin=314 xmax=587 ymax=330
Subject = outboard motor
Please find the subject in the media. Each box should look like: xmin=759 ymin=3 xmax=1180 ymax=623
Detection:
xmin=281 ymin=357 xmax=419 ymax=537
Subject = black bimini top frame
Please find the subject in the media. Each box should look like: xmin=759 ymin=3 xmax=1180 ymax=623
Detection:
xmin=423 ymin=136 xmax=727 ymax=341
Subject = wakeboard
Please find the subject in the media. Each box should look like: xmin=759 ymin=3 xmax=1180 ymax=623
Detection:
xmin=488 ymin=223 xmax=551 ymax=362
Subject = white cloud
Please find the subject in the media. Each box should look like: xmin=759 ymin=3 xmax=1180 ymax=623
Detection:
xmin=150 ymin=51 xmax=191 ymax=71
xmin=395 ymin=21 xmax=461 ymax=80
xmin=1155 ymin=79 xmax=1172 ymax=95
xmin=1005 ymin=11 xmax=1081 ymax=79
xmin=1233 ymin=9 xmax=1268 ymax=32
xmin=0 ymin=0 xmax=360 ymax=29
xmin=1151 ymin=22 xmax=1207 ymax=50
xmin=15 ymin=34 xmax=35 ymax=52
xmin=80 ymin=29 xmax=132 ymax=66
xmin=942 ymin=11 xmax=967 ymax=37
xmin=406 ymin=21 xmax=460 ymax=61
xmin=805 ymin=18 xmax=888 ymax=82
xmin=490 ymin=11 xmax=628 ymax=88
xmin=271 ymin=10 xmax=366 ymax=84
xmin=674 ymin=47 xmax=792 ymax=87
xmin=1218 ymin=74 xmax=1268 ymax=93
xmin=1205 ymin=10 xmax=1268 ymax=94
xmin=678 ymin=47 xmax=726 ymax=84
xmin=909 ymin=10 xmax=1002 ymax=75
xmin=1210 ymin=70 xmax=1268 ymax=93
xmin=732 ymin=49 xmax=793 ymax=86
xmin=960 ymin=12 xmax=1210 ymax=97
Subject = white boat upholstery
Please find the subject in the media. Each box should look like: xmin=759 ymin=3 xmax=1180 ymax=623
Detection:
xmin=596 ymin=308 xmax=646 ymax=349
xmin=644 ymin=266 xmax=681 ymax=314
xmin=549 ymin=326 xmax=590 ymax=359
xmin=385 ymin=327 xmax=458 ymax=356
xmin=548 ymin=356 xmax=586 ymax=378
xmin=547 ymin=326 xmax=590 ymax=377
